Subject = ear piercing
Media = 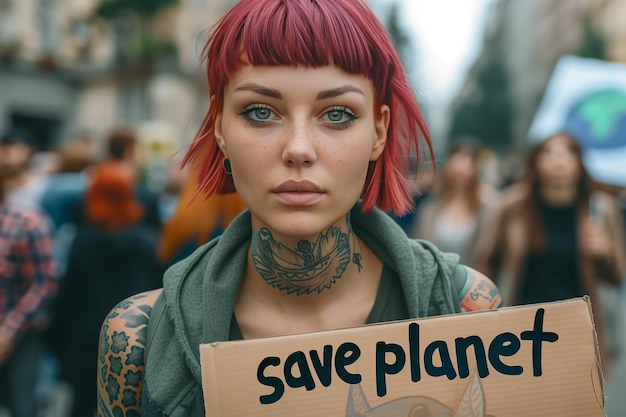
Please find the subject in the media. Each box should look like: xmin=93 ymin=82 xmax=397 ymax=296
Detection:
xmin=223 ymin=158 xmax=232 ymax=174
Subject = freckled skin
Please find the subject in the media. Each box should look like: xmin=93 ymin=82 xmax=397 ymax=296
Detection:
xmin=97 ymin=290 xmax=161 ymax=417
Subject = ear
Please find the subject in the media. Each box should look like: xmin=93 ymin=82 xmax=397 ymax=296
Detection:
xmin=213 ymin=98 xmax=228 ymax=158
xmin=370 ymin=104 xmax=390 ymax=161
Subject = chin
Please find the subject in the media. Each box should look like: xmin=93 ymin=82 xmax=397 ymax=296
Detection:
xmin=276 ymin=223 xmax=331 ymax=240
xmin=266 ymin=214 xmax=344 ymax=239
xmin=551 ymin=177 xmax=579 ymax=187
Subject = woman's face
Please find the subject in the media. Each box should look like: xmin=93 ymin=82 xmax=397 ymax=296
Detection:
xmin=444 ymin=151 xmax=476 ymax=188
xmin=535 ymin=135 xmax=581 ymax=186
xmin=0 ymin=141 xmax=32 ymax=178
xmin=215 ymin=65 xmax=389 ymax=241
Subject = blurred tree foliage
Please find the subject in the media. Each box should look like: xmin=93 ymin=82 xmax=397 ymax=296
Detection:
xmin=447 ymin=57 xmax=513 ymax=150
xmin=577 ymin=18 xmax=607 ymax=60
xmin=96 ymin=0 xmax=179 ymax=18
xmin=94 ymin=0 xmax=180 ymax=62
xmin=384 ymin=2 xmax=410 ymax=70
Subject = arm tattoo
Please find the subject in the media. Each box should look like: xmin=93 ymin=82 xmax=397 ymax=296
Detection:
xmin=457 ymin=266 xmax=503 ymax=312
xmin=251 ymin=214 xmax=361 ymax=295
xmin=98 ymin=291 xmax=158 ymax=417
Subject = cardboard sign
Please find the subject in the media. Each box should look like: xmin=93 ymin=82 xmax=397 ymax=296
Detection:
xmin=200 ymin=297 xmax=604 ymax=416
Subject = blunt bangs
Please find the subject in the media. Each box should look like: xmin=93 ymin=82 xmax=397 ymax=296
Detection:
xmin=210 ymin=0 xmax=388 ymax=85
xmin=184 ymin=0 xmax=433 ymax=216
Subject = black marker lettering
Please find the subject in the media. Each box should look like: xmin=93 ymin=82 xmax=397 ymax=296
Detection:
xmin=424 ymin=341 xmax=457 ymax=380
xmin=409 ymin=323 xmax=421 ymax=382
xmin=309 ymin=345 xmax=333 ymax=387
xmin=455 ymin=336 xmax=489 ymax=378
xmin=335 ymin=343 xmax=362 ymax=385
xmin=521 ymin=308 xmax=559 ymax=376
xmin=489 ymin=332 xmax=523 ymax=375
xmin=375 ymin=341 xmax=406 ymax=397
xmin=258 ymin=357 xmax=284 ymax=405
xmin=284 ymin=351 xmax=316 ymax=391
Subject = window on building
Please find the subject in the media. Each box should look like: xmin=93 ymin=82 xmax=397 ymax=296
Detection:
xmin=121 ymin=83 xmax=149 ymax=125
xmin=38 ymin=0 xmax=60 ymax=54
xmin=10 ymin=111 xmax=61 ymax=151
xmin=0 ymin=0 xmax=17 ymax=47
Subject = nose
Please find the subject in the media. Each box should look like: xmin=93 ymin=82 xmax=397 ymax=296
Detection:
xmin=551 ymin=148 xmax=573 ymax=166
xmin=281 ymin=120 xmax=317 ymax=167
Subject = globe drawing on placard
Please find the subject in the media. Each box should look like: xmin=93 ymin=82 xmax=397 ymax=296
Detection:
xmin=564 ymin=89 xmax=626 ymax=150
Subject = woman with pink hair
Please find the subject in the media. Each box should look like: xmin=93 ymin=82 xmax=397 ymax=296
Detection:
xmin=97 ymin=1 xmax=502 ymax=415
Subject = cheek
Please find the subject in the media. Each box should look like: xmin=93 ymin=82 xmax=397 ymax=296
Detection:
xmin=229 ymin=145 xmax=276 ymax=193
xmin=535 ymin=155 xmax=551 ymax=174
xmin=566 ymin=160 xmax=581 ymax=177
xmin=0 ymin=151 xmax=17 ymax=165
xmin=336 ymin=150 xmax=372 ymax=186
xmin=449 ymin=163 xmax=473 ymax=180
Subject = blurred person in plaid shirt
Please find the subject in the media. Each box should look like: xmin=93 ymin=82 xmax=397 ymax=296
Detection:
xmin=0 ymin=128 xmax=57 ymax=417
xmin=0 ymin=128 xmax=50 ymax=210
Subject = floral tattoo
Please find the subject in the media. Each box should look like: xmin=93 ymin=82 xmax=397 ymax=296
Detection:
xmin=97 ymin=293 xmax=153 ymax=417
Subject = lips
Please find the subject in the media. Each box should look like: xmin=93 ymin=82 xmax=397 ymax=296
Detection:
xmin=272 ymin=180 xmax=324 ymax=206
xmin=273 ymin=180 xmax=323 ymax=193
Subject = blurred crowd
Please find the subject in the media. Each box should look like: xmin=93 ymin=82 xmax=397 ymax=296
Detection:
xmin=0 ymin=124 xmax=624 ymax=417
xmin=398 ymin=133 xmax=626 ymax=378
xmin=0 ymin=125 xmax=245 ymax=417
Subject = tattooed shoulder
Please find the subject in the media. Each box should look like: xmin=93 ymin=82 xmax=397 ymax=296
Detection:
xmin=456 ymin=266 xmax=503 ymax=312
xmin=97 ymin=289 xmax=162 ymax=417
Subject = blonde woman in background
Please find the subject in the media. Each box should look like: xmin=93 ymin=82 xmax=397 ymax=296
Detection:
xmin=410 ymin=141 xmax=495 ymax=267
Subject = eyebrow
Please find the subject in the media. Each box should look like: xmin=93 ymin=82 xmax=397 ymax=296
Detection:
xmin=234 ymin=83 xmax=282 ymax=99
xmin=233 ymin=83 xmax=365 ymax=100
xmin=316 ymin=85 xmax=365 ymax=100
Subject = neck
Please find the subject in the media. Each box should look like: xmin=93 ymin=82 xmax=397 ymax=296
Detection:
xmin=446 ymin=188 xmax=470 ymax=202
xmin=445 ymin=179 xmax=474 ymax=198
xmin=539 ymin=182 xmax=578 ymax=206
xmin=250 ymin=214 xmax=361 ymax=297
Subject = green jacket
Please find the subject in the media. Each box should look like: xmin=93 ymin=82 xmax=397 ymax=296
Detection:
xmin=142 ymin=204 xmax=460 ymax=417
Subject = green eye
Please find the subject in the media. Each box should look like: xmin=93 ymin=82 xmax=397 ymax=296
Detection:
xmin=323 ymin=106 xmax=358 ymax=129
xmin=327 ymin=110 xmax=345 ymax=122
xmin=240 ymin=105 xmax=276 ymax=125
xmin=253 ymin=108 xmax=271 ymax=120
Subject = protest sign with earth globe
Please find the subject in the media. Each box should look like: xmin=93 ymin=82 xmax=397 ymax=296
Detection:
xmin=529 ymin=56 xmax=626 ymax=187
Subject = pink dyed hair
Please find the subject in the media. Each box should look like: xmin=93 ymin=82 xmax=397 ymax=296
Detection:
xmin=183 ymin=0 xmax=433 ymax=215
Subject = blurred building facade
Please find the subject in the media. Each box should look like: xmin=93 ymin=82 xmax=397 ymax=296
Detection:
xmin=0 ymin=0 xmax=234 ymax=152
xmin=447 ymin=0 xmax=626 ymax=151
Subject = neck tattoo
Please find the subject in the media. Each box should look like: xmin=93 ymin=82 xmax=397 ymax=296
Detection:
xmin=251 ymin=217 xmax=362 ymax=295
